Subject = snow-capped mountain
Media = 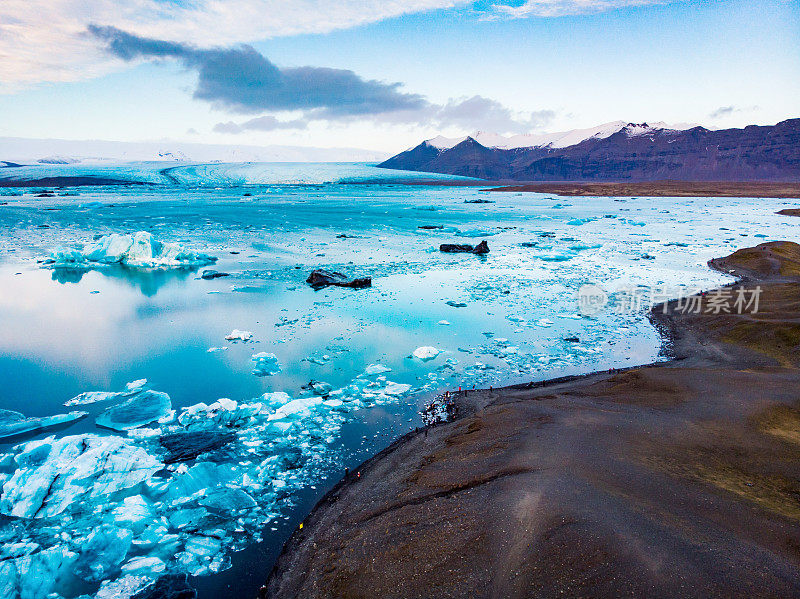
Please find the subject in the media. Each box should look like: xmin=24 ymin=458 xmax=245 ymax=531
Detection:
xmin=380 ymin=119 xmax=800 ymax=182
xmin=422 ymin=121 xmax=694 ymax=151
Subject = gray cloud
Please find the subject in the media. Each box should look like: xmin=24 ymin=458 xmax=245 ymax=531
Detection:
xmin=709 ymin=104 xmax=760 ymax=120
xmin=434 ymin=96 xmax=555 ymax=133
xmin=213 ymin=116 xmax=309 ymax=134
xmin=88 ymin=25 xmax=426 ymax=116
xmin=709 ymin=106 xmax=735 ymax=119
xmin=90 ymin=26 xmax=554 ymax=136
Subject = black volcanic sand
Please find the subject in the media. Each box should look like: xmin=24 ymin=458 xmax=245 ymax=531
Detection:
xmin=486 ymin=180 xmax=800 ymax=198
xmin=265 ymin=241 xmax=800 ymax=599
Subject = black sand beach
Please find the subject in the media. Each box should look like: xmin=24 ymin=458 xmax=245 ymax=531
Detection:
xmin=264 ymin=239 xmax=800 ymax=598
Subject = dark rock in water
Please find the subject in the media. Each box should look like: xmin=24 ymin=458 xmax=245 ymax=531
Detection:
xmin=564 ymin=336 xmax=580 ymax=343
xmin=418 ymin=225 xmax=444 ymax=230
xmin=520 ymin=242 xmax=538 ymax=248
xmin=131 ymin=574 xmax=196 ymax=599
xmin=440 ymin=243 xmax=474 ymax=253
xmin=446 ymin=300 xmax=467 ymax=308
xmin=200 ymin=269 xmax=230 ymax=280
xmin=243 ymin=192 xmax=252 ymax=197
xmin=440 ymin=240 xmax=489 ymax=254
xmin=36 ymin=192 xmax=55 ymax=197
xmin=159 ymin=431 xmax=236 ymax=464
xmin=464 ymin=198 xmax=495 ymax=204
xmin=306 ymin=269 xmax=371 ymax=289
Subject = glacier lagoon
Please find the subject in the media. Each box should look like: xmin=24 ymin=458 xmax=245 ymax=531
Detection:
xmin=1 ymin=161 xmax=799 ymax=598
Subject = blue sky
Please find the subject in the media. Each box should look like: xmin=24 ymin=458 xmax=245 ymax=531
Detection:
xmin=0 ymin=0 xmax=797 ymax=153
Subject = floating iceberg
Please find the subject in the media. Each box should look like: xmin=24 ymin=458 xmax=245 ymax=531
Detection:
xmin=96 ymin=390 xmax=173 ymax=431
xmin=0 ymin=408 xmax=86 ymax=440
xmin=251 ymin=352 xmax=281 ymax=376
xmin=361 ymin=363 xmax=392 ymax=376
xmin=413 ymin=346 xmax=441 ymax=360
xmin=224 ymin=329 xmax=253 ymax=342
xmin=45 ymin=231 xmax=217 ymax=269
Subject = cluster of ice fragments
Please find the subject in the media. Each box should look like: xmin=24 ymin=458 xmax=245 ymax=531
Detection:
xmin=0 ymin=368 xmax=414 ymax=599
xmin=44 ymin=232 xmax=217 ymax=269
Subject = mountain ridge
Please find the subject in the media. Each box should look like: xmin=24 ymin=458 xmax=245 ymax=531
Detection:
xmin=379 ymin=119 xmax=800 ymax=182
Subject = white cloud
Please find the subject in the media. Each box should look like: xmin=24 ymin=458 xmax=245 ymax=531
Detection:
xmin=0 ymin=0 xmax=465 ymax=87
xmin=490 ymin=0 xmax=676 ymax=18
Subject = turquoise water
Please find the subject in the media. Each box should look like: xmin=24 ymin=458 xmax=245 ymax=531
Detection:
xmin=1 ymin=162 xmax=798 ymax=598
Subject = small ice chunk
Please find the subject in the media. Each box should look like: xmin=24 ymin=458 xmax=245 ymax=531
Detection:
xmin=125 ymin=378 xmax=148 ymax=392
xmin=307 ymin=381 xmax=333 ymax=396
xmin=438 ymin=320 xmax=451 ymax=325
xmin=96 ymin=390 xmax=172 ymax=431
xmin=199 ymin=488 xmax=256 ymax=512
xmin=362 ymin=363 xmax=392 ymax=376
xmin=268 ymin=397 xmax=322 ymax=420
xmin=413 ymin=346 xmax=441 ymax=360
xmin=95 ymin=575 xmax=153 ymax=599
xmin=225 ymin=329 xmax=253 ymax=342
xmin=73 ymin=525 xmax=134 ymax=582
xmin=251 ymin=352 xmax=281 ymax=376
xmin=207 ymin=346 xmax=228 ymax=352
xmin=178 ymin=398 xmax=260 ymax=430
xmin=382 ymin=382 xmax=412 ymax=396
xmin=120 ymin=556 xmax=166 ymax=576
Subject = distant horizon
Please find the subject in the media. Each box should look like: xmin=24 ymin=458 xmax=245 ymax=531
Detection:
xmin=3 ymin=116 xmax=798 ymax=164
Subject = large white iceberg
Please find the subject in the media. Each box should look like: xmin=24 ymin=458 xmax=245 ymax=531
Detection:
xmin=46 ymin=231 xmax=217 ymax=269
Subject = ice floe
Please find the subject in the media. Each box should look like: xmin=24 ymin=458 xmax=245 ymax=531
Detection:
xmin=0 ymin=409 xmax=87 ymax=440
xmin=96 ymin=390 xmax=173 ymax=431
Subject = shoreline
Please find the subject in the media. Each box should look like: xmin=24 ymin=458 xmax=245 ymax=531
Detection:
xmin=483 ymin=180 xmax=800 ymax=198
xmin=264 ymin=240 xmax=800 ymax=598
